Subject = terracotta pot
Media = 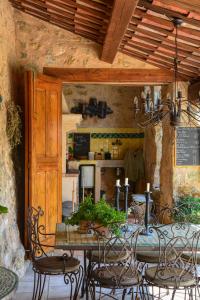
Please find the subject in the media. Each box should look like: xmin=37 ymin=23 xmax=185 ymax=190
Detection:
xmin=79 ymin=220 xmax=90 ymax=233
xmin=92 ymin=222 xmax=109 ymax=236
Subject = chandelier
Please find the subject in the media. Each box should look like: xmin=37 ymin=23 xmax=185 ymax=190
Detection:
xmin=133 ymin=18 xmax=200 ymax=128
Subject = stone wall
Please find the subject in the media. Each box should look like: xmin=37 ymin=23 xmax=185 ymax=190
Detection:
xmin=0 ymin=1 xmax=25 ymax=279
xmin=14 ymin=10 xmax=156 ymax=71
xmin=63 ymin=84 xmax=143 ymax=128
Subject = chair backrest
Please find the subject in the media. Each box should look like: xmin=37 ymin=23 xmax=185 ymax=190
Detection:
xmin=150 ymin=223 xmax=200 ymax=287
xmin=129 ymin=202 xmax=145 ymax=225
xmin=93 ymin=225 xmax=141 ymax=287
xmin=27 ymin=206 xmax=48 ymax=261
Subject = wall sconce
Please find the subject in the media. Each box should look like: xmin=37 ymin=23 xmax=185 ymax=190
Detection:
xmin=71 ymin=97 xmax=113 ymax=119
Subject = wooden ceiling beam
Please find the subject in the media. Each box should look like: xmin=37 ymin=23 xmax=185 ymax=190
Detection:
xmin=101 ymin=0 xmax=139 ymax=63
xmin=43 ymin=67 xmax=176 ymax=84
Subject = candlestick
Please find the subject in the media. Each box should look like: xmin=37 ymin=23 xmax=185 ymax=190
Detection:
xmin=115 ymin=182 xmax=121 ymax=211
xmin=140 ymin=191 xmax=152 ymax=236
xmin=116 ymin=179 xmax=120 ymax=187
xmin=125 ymin=177 xmax=129 ymax=186
xmin=124 ymin=183 xmax=129 ymax=219
xmin=146 ymin=182 xmax=150 ymax=192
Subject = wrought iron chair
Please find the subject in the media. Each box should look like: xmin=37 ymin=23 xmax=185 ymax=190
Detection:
xmin=143 ymin=223 xmax=200 ymax=299
xmin=136 ymin=205 xmax=176 ymax=266
xmin=27 ymin=207 xmax=83 ymax=300
xmin=88 ymin=225 xmax=143 ymax=300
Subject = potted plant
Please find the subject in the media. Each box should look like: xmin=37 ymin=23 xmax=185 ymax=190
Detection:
xmin=92 ymin=198 xmax=126 ymax=236
xmin=0 ymin=205 xmax=8 ymax=214
xmin=173 ymin=196 xmax=200 ymax=224
xmin=65 ymin=196 xmax=126 ymax=235
xmin=66 ymin=195 xmax=96 ymax=232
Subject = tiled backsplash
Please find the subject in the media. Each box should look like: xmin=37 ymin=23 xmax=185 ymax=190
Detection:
xmin=67 ymin=128 xmax=144 ymax=160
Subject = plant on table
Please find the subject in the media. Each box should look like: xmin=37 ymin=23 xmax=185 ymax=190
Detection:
xmin=65 ymin=195 xmax=95 ymax=227
xmin=94 ymin=198 xmax=126 ymax=235
xmin=173 ymin=196 xmax=200 ymax=224
xmin=65 ymin=196 xmax=126 ymax=235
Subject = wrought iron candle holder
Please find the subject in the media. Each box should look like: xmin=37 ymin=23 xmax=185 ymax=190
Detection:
xmin=114 ymin=183 xmax=121 ymax=211
xmin=140 ymin=191 xmax=152 ymax=236
xmin=124 ymin=183 xmax=129 ymax=219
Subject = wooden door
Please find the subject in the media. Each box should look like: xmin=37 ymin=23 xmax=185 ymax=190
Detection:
xmin=25 ymin=71 xmax=62 ymax=246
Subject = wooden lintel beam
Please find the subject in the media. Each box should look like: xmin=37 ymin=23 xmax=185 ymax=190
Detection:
xmin=43 ymin=67 xmax=177 ymax=84
xmin=101 ymin=0 xmax=139 ymax=64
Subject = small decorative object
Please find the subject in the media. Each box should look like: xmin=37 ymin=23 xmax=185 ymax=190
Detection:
xmin=104 ymin=151 xmax=111 ymax=160
xmin=71 ymin=97 xmax=113 ymax=119
xmin=6 ymin=101 xmax=22 ymax=149
xmin=94 ymin=152 xmax=102 ymax=160
xmin=0 ymin=205 xmax=8 ymax=214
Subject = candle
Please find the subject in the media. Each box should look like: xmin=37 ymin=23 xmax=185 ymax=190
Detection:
xmin=116 ymin=179 xmax=120 ymax=187
xmin=125 ymin=178 xmax=129 ymax=186
xmin=146 ymin=183 xmax=150 ymax=192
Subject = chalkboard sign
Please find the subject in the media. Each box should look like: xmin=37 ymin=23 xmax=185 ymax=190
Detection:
xmin=73 ymin=133 xmax=90 ymax=159
xmin=176 ymin=127 xmax=200 ymax=166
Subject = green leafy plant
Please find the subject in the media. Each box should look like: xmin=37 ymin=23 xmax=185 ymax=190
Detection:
xmin=173 ymin=196 xmax=200 ymax=224
xmin=94 ymin=198 xmax=126 ymax=235
xmin=65 ymin=195 xmax=96 ymax=226
xmin=0 ymin=205 xmax=8 ymax=214
xmin=65 ymin=196 xmax=126 ymax=235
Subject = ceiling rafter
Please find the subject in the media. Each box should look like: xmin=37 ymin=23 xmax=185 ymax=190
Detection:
xmin=9 ymin=0 xmax=200 ymax=80
xmin=100 ymin=0 xmax=139 ymax=63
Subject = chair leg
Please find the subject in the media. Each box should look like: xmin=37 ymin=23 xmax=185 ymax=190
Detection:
xmin=32 ymin=272 xmax=46 ymax=300
xmin=73 ymin=265 xmax=84 ymax=300
xmin=171 ymin=289 xmax=176 ymax=300
xmin=32 ymin=271 xmax=39 ymax=300
xmin=38 ymin=274 xmax=46 ymax=300
xmin=64 ymin=265 xmax=84 ymax=300
xmin=122 ymin=289 xmax=127 ymax=300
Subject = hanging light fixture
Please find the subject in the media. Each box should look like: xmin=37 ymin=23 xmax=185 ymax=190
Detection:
xmin=133 ymin=18 xmax=200 ymax=128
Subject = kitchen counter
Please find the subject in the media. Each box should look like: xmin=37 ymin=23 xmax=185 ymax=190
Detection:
xmin=68 ymin=159 xmax=124 ymax=169
xmin=62 ymin=170 xmax=79 ymax=177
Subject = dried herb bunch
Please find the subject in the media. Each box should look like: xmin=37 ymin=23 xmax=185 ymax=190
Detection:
xmin=6 ymin=101 xmax=22 ymax=149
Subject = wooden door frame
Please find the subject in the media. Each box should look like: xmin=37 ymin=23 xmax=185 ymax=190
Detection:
xmin=43 ymin=68 xmax=178 ymax=85
xmin=24 ymin=67 xmax=180 ymax=247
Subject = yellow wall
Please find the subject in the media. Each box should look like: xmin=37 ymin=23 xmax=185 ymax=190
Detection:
xmin=68 ymin=128 xmax=144 ymax=160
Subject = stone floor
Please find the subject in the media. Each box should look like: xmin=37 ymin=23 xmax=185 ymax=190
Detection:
xmin=12 ymin=252 xmax=199 ymax=300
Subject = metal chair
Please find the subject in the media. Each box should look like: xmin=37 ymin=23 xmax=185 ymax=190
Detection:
xmin=143 ymin=222 xmax=200 ymax=299
xmin=136 ymin=205 xmax=176 ymax=266
xmin=27 ymin=207 xmax=83 ymax=300
xmin=88 ymin=225 xmax=143 ymax=300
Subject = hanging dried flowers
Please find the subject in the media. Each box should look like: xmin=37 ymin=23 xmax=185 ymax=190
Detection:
xmin=6 ymin=101 xmax=22 ymax=149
